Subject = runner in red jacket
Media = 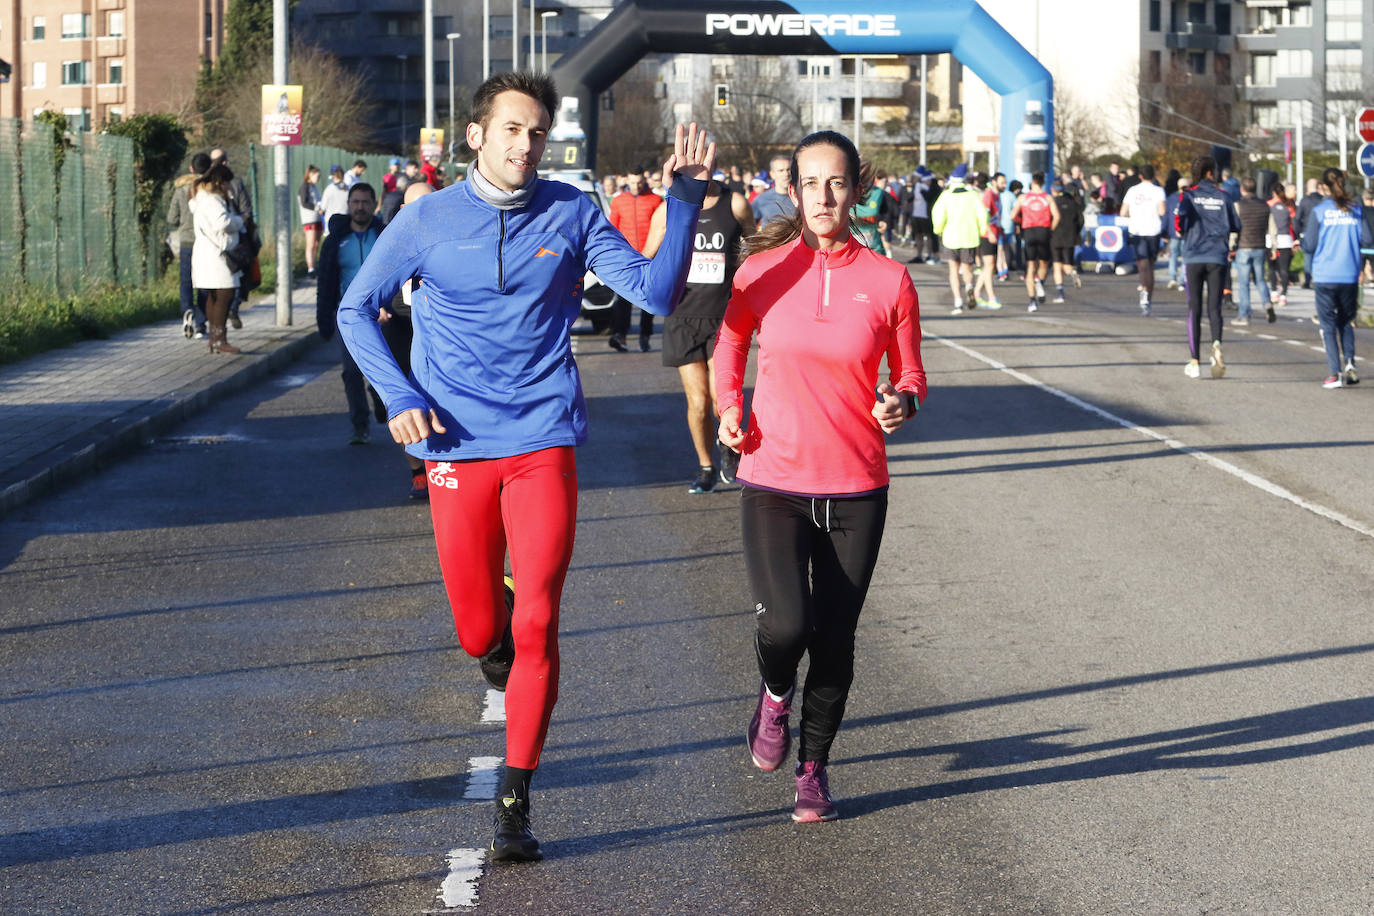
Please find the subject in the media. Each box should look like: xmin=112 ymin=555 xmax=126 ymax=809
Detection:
xmin=608 ymin=174 xmax=664 ymax=349
xmin=714 ymin=130 xmax=925 ymax=824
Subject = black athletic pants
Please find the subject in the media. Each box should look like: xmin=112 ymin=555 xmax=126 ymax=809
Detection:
xmin=740 ymin=486 xmax=887 ymax=765
xmin=1185 ymin=262 xmax=1226 ymax=360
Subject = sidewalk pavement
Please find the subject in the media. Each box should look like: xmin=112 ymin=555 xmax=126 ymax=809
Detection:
xmin=0 ymin=284 xmax=322 ymax=516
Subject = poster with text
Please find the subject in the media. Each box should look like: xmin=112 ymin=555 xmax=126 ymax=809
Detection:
xmin=261 ymin=85 xmax=303 ymax=145
xmin=420 ymin=128 xmax=445 ymax=161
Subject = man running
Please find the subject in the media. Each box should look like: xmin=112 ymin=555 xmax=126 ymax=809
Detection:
xmin=1120 ymin=163 xmax=1165 ymax=314
xmin=1010 ymin=172 xmax=1059 ymax=312
xmin=931 ymin=163 xmax=986 ymax=313
xmin=643 ymin=177 xmax=754 ymax=493
xmin=337 ymin=71 xmax=712 ymax=864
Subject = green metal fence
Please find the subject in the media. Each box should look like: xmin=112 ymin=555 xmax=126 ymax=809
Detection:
xmin=0 ymin=117 xmax=143 ymax=296
xmin=221 ymin=143 xmax=403 ymax=236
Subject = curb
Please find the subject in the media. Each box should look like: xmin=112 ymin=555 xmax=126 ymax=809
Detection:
xmin=0 ymin=326 xmax=323 ymax=518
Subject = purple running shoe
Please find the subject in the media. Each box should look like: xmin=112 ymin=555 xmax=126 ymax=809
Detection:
xmin=747 ymin=681 xmax=792 ymax=770
xmin=792 ymin=760 xmax=838 ymax=823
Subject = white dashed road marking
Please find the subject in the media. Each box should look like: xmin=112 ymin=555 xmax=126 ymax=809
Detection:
xmin=929 ymin=331 xmax=1374 ymax=541
xmin=432 ymin=847 xmax=486 ymax=910
xmin=463 ymin=756 xmax=504 ymax=800
xmin=481 ymin=689 xmax=506 ymax=723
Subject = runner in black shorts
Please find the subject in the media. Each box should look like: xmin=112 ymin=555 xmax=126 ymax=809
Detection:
xmin=1010 ymin=172 xmax=1059 ymax=312
xmin=644 ymin=178 xmax=754 ymax=493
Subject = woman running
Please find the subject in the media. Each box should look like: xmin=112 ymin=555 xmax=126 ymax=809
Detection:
xmin=714 ymin=131 xmax=926 ymax=823
xmin=1302 ymin=168 xmax=1371 ymax=388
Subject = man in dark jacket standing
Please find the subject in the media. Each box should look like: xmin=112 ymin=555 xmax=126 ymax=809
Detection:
xmin=1294 ymin=177 xmax=1325 ymax=289
xmin=1231 ymin=177 xmax=1275 ymax=326
xmin=1177 ymin=156 xmax=1242 ymax=379
xmin=316 ymin=183 xmax=386 ymax=444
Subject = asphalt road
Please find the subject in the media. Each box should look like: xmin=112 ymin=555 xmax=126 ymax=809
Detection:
xmin=2 ymin=265 xmax=1373 ymax=915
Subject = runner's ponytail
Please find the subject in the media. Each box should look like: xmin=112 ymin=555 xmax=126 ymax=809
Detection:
xmin=1322 ymin=167 xmax=1352 ymax=212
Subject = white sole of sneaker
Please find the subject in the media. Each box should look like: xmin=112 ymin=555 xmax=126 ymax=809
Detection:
xmin=791 ymin=803 xmax=839 ymax=823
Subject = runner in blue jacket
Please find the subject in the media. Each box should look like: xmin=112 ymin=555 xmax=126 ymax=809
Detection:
xmin=1302 ymin=167 xmax=1371 ymax=388
xmin=1176 ymin=156 xmax=1241 ymax=378
xmin=338 ymin=71 xmax=713 ymax=864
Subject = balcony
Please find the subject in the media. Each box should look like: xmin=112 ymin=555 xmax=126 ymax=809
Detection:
xmin=96 ymin=84 xmax=125 ymax=104
xmin=1165 ymin=22 xmax=1220 ymax=51
xmin=96 ymin=0 xmax=125 ymax=9
xmin=95 ymin=37 xmax=125 ymax=58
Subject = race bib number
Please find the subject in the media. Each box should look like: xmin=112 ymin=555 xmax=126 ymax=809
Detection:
xmin=687 ymin=251 xmax=726 ymax=285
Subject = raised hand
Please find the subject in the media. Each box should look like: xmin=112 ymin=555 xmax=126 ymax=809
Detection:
xmin=661 ymin=122 xmax=716 ymax=191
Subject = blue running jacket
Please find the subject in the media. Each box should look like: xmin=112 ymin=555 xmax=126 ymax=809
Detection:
xmin=338 ymin=175 xmax=705 ymax=460
xmin=1301 ymin=199 xmax=1371 ymax=285
xmin=1176 ymin=179 xmax=1240 ymax=265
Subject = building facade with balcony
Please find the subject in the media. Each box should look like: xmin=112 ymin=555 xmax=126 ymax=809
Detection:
xmin=1235 ymin=0 xmax=1372 ymax=148
xmin=0 ymin=0 xmax=222 ymax=128
xmin=290 ymin=0 xmax=614 ymax=150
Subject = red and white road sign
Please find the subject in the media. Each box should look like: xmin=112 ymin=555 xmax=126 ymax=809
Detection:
xmin=1358 ymin=108 xmax=1374 ymax=144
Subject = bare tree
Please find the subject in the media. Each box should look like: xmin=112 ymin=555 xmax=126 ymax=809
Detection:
xmin=198 ymin=41 xmax=381 ymax=150
xmin=596 ymin=66 xmax=669 ymax=176
xmin=1138 ymin=54 xmax=1240 ymax=169
xmin=699 ymin=56 xmax=804 ymax=173
xmin=1053 ymin=83 xmax=1124 ymax=174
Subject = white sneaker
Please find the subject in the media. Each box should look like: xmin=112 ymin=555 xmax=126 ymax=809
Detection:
xmin=1034 ymin=278 xmax=1045 ymax=300
xmin=1072 ymin=272 xmax=1082 ymax=289
xmin=1027 ymin=301 xmax=1039 ymax=313
xmin=1210 ymin=340 xmax=1225 ymax=378
xmin=182 ymin=309 xmax=195 ymax=339
xmin=1184 ymin=360 xmax=1201 ymax=378
xmin=1051 ymin=294 xmax=1065 ymax=304
xmin=1344 ymin=361 xmax=1360 ymax=386
xmin=1138 ymin=289 xmax=1150 ymax=310
xmin=951 ymin=300 xmax=965 ymax=314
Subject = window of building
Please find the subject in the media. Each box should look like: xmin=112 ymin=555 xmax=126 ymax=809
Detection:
xmin=672 ymin=102 xmax=691 ymax=124
xmin=672 ymin=57 xmax=691 ymax=82
xmin=1276 ymin=48 xmax=1311 ymax=77
xmin=1276 ymin=98 xmax=1312 ymax=128
xmin=1186 ymin=2 xmax=1205 ymax=25
xmin=1325 ymin=49 xmax=1362 ymax=94
xmin=107 ymin=11 xmax=124 ymax=37
xmin=62 ymin=107 xmax=90 ymax=131
xmin=107 ymin=107 xmax=124 ymax=125
xmin=1148 ymin=0 xmax=1160 ymax=32
xmin=381 ymin=14 xmax=422 ymax=37
xmin=758 ymin=58 xmax=780 ymax=81
xmin=798 ymin=58 xmax=832 ymax=79
xmin=108 ymin=59 xmax=123 ymax=84
xmin=1250 ymin=53 xmax=1274 ymax=86
xmin=490 ymin=15 xmax=513 ymax=39
xmin=1326 ymin=18 xmax=1361 ymax=42
xmin=1328 ymin=0 xmax=1360 ymax=14
xmin=1214 ymin=52 xmax=1230 ymax=81
xmin=32 ymin=61 xmax=47 ymax=88
xmin=61 ymin=60 xmax=89 ymax=85
xmin=1214 ymin=3 xmax=1229 ymax=35
xmin=32 ymin=15 xmax=46 ymax=40
xmin=61 ymin=13 xmax=90 ymax=38
xmin=1188 ymin=52 xmax=1205 ymax=75
xmin=710 ymin=57 xmax=733 ymax=81
xmin=1147 ymin=50 xmax=1161 ymax=82
xmin=314 ymin=14 xmax=356 ymax=41
xmin=1250 ymin=103 xmax=1275 ymax=130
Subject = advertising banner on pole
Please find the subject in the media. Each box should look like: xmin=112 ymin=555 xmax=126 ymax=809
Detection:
xmin=420 ymin=128 xmax=445 ymax=161
xmin=261 ymin=85 xmax=303 ymax=145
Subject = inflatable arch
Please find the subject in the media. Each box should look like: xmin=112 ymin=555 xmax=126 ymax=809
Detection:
xmin=549 ymin=0 xmax=1053 ymax=182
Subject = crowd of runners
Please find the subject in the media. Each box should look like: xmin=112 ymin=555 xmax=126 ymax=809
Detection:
xmin=331 ymin=69 xmax=1370 ymax=865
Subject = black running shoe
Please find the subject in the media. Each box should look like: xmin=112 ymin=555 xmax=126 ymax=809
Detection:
xmin=608 ymin=334 xmax=627 ymax=352
xmin=639 ymin=334 xmax=651 ymax=352
xmin=688 ymin=466 xmax=718 ymax=494
xmin=490 ymin=792 xmax=542 ymax=863
xmin=478 ymin=581 xmax=516 ymax=691
xmin=718 ymin=444 xmax=740 ymax=485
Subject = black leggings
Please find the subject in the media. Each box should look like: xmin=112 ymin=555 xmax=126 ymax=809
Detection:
xmin=1269 ymin=249 xmax=1291 ymax=296
xmin=1185 ymin=262 xmax=1225 ymax=360
xmin=740 ymin=486 xmax=887 ymax=765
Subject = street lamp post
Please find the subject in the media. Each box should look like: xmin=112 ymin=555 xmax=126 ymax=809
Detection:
xmin=447 ymin=32 xmax=461 ymax=168
xmin=398 ymin=54 xmax=409 ymax=149
xmin=528 ymin=0 xmax=535 ymax=71
xmin=540 ymin=11 xmax=556 ymax=72
xmin=482 ymin=0 xmax=490 ymax=80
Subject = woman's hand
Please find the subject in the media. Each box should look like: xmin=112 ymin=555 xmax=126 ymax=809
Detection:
xmin=873 ymin=383 xmax=909 ymax=435
xmin=718 ymin=405 xmax=745 ymax=449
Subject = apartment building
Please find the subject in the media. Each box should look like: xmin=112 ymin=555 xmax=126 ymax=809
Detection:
xmin=291 ymin=0 xmax=611 ymax=149
xmin=1236 ymin=0 xmax=1373 ymax=146
xmin=0 ymin=0 xmax=223 ymax=128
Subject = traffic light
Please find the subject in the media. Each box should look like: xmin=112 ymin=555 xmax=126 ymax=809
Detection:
xmin=715 ymin=84 xmax=729 ymax=108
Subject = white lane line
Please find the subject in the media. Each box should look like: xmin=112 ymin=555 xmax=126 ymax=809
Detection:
xmin=480 ymin=689 xmax=506 ymax=723
xmin=1256 ymin=333 xmax=1277 ymax=340
xmin=463 ymin=755 xmax=504 ymax=800
xmin=434 ymin=847 xmax=486 ymax=910
xmin=1284 ymin=339 xmax=1306 ymax=346
xmin=928 ymin=332 xmax=1374 ymax=540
